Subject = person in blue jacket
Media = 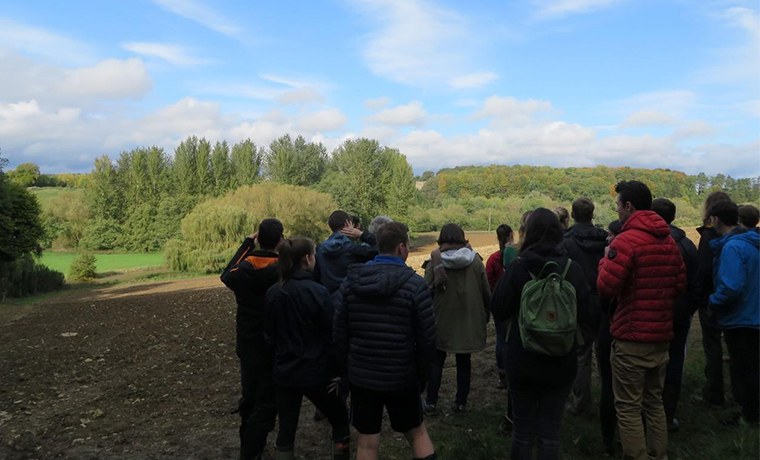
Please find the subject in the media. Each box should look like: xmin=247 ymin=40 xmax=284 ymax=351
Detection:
xmin=707 ymin=200 xmax=760 ymax=425
xmin=315 ymin=210 xmax=378 ymax=294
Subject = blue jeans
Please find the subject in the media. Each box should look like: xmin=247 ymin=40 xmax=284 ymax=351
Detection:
xmin=509 ymin=382 xmax=572 ymax=460
xmin=495 ymin=320 xmax=507 ymax=371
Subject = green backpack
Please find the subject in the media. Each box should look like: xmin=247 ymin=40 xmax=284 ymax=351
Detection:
xmin=515 ymin=259 xmax=581 ymax=357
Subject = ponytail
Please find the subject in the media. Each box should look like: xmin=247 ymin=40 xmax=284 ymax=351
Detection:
xmin=277 ymin=237 xmax=315 ymax=284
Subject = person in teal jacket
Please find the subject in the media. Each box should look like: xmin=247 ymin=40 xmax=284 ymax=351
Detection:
xmin=707 ymin=200 xmax=760 ymax=425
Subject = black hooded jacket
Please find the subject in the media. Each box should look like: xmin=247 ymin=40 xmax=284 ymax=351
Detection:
xmin=333 ymin=259 xmax=437 ymax=391
xmin=562 ymin=222 xmax=608 ymax=295
xmin=670 ymin=225 xmax=701 ymax=322
xmin=490 ymin=243 xmax=591 ymax=390
xmin=220 ymin=238 xmax=279 ymax=359
xmin=696 ymin=225 xmax=720 ymax=309
xmin=264 ymin=269 xmax=337 ymax=387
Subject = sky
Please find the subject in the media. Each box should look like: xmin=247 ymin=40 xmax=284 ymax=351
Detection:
xmin=0 ymin=0 xmax=758 ymax=176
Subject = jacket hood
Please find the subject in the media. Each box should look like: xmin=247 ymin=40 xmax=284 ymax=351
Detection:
xmin=669 ymin=225 xmax=687 ymax=243
xmin=519 ymin=243 xmax=568 ymax=274
xmin=440 ymin=247 xmax=477 ymax=270
xmin=565 ymin=223 xmax=608 ymax=253
xmin=346 ymin=262 xmax=416 ymax=298
xmin=622 ymin=210 xmax=671 ymax=238
xmin=320 ymin=233 xmax=353 ymax=258
xmin=711 ymin=227 xmax=760 ymax=252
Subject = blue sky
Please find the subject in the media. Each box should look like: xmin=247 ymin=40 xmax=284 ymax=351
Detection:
xmin=0 ymin=0 xmax=758 ymax=176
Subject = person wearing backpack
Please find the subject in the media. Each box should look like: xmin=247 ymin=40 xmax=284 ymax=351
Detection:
xmin=423 ymin=223 xmax=491 ymax=414
xmin=491 ymin=208 xmax=591 ymax=460
xmin=264 ymin=237 xmax=350 ymax=460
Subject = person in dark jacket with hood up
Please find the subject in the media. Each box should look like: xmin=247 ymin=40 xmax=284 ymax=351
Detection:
xmin=265 ymin=237 xmax=350 ymax=460
xmin=652 ymin=198 xmax=701 ymax=432
xmin=707 ymin=200 xmax=760 ymax=425
xmin=220 ymin=218 xmax=283 ymax=460
xmin=694 ymin=191 xmax=732 ymax=407
xmin=334 ymin=222 xmax=439 ymax=460
xmin=315 ymin=210 xmax=378 ymax=294
xmin=423 ymin=223 xmax=491 ymax=414
xmin=563 ymin=197 xmax=608 ymax=418
xmin=491 ymin=208 xmax=591 ymax=460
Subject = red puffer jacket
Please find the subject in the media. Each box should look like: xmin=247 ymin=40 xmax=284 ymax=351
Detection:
xmin=598 ymin=210 xmax=686 ymax=342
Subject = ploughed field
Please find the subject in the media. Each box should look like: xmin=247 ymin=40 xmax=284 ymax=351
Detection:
xmin=2 ymin=231 xmax=755 ymax=460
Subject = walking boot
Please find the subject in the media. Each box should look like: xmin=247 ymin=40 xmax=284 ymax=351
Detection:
xmin=276 ymin=446 xmax=294 ymax=460
xmin=332 ymin=436 xmax=350 ymax=460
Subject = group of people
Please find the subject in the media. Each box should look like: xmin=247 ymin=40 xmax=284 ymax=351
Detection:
xmin=220 ymin=180 xmax=759 ymax=460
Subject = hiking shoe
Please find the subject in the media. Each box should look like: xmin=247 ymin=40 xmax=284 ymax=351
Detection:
xmin=667 ymin=418 xmax=680 ymax=432
xmin=691 ymin=392 xmax=725 ymax=409
xmin=450 ymin=402 xmax=466 ymax=414
xmin=422 ymin=401 xmax=438 ymax=416
xmin=500 ymin=413 xmax=514 ymax=434
xmin=497 ymin=372 xmax=508 ymax=390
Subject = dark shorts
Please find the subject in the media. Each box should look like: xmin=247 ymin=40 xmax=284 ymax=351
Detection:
xmin=349 ymin=383 xmax=423 ymax=434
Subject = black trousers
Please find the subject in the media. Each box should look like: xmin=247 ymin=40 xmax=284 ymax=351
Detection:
xmin=275 ymin=383 xmax=349 ymax=448
xmin=698 ymin=307 xmax=725 ymax=404
xmin=426 ymin=350 xmax=471 ymax=406
xmin=663 ymin=316 xmax=691 ymax=422
xmin=239 ymin=353 xmax=277 ymax=460
xmin=596 ymin=315 xmax=617 ymax=446
xmin=724 ymin=328 xmax=760 ymax=423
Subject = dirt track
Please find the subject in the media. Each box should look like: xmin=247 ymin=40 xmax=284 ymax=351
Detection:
xmin=0 ymin=275 xmax=501 ymax=460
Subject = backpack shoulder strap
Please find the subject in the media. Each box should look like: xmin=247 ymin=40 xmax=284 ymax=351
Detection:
xmin=561 ymin=259 xmax=572 ymax=280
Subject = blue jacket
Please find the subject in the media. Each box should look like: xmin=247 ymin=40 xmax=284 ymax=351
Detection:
xmin=709 ymin=228 xmax=760 ymax=330
xmin=314 ymin=232 xmax=378 ymax=294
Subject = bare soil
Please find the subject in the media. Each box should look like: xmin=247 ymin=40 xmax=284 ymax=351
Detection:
xmin=0 ymin=274 xmax=503 ymax=460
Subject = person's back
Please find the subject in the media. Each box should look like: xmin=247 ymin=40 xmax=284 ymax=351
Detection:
xmin=315 ymin=210 xmax=378 ymax=294
xmin=266 ymin=270 xmax=336 ymax=387
xmin=334 ymin=222 xmax=439 ymax=460
xmin=219 ymin=219 xmax=283 ymax=460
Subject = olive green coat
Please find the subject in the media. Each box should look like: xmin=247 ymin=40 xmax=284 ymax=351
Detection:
xmin=423 ymin=252 xmax=492 ymax=353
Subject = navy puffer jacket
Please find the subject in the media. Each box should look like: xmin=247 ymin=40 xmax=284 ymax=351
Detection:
xmin=333 ymin=257 xmax=436 ymax=391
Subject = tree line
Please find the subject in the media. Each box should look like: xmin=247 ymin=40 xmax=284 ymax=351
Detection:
xmin=41 ymin=135 xmax=416 ymax=253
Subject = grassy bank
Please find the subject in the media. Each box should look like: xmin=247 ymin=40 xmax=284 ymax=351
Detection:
xmin=39 ymin=251 xmax=164 ymax=275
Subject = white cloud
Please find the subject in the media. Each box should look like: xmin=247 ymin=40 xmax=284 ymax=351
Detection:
xmin=297 ymin=108 xmax=348 ymax=132
xmin=473 ymin=96 xmax=555 ymax=124
xmin=0 ymin=51 xmax=151 ymax=105
xmin=0 ymin=16 xmax=96 ymax=65
xmin=610 ymin=90 xmax=696 ymax=117
xmin=448 ymin=72 xmax=499 ymax=89
xmin=367 ymin=101 xmax=428 ymax=127
xmin=533 ymin=0 xmax=624 ymax=18
xmin=56 ymin=58 xmax=152 ymax=100
xmin=348 ymin=0 xmax=493 ymax=87
xmin=621 ymin=110 xmax=678 ymax=128
xmin=364 ymin=96 xmax=392 ymax=110
xmin=277 ymin=87 xmax=325 ymax=105
xmin=698 ymin=7 xmax=760 ymax=85
xmin=670 ymin=121 xmax=715 ymax=141
xmin=121 ymin=42 xmax=208 ymax=66
xmin=149 ymin=0 xmax=241 ymax=38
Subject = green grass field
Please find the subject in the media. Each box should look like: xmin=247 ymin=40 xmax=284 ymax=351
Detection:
xmin=30 ymin=187 xmax=81 ymax=211
xmin=40 ymin=251 xmax=164 ymax=276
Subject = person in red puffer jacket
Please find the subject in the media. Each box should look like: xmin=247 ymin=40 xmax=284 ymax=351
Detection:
xmin=597 ymin=180 xmax=686 ymax=460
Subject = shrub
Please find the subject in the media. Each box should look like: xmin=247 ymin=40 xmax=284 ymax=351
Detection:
xmin=0 ymin=254 xmax=66 ymax=301
xmin=69 ymin=254 xmax=97 ymax=281
xmin=165 ymin=183 xmax=335 ymax=273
